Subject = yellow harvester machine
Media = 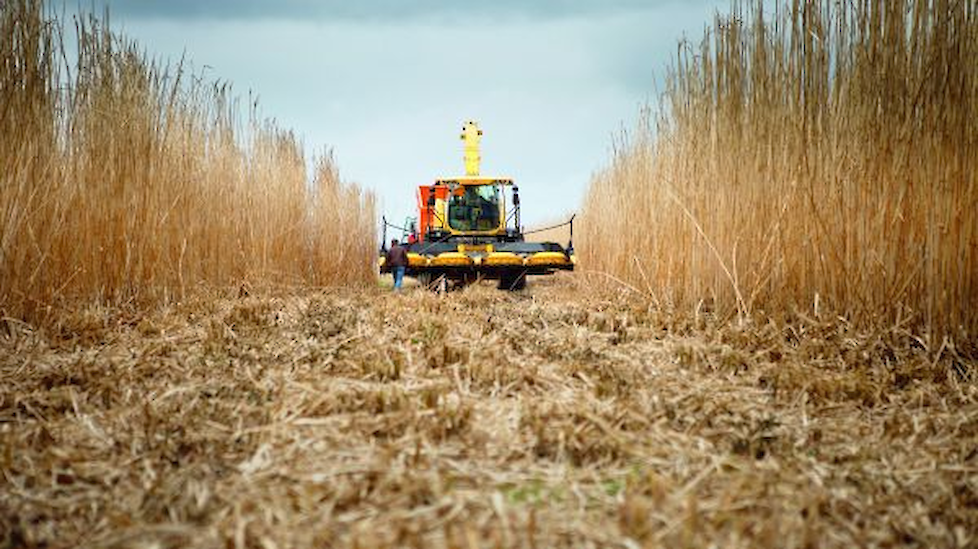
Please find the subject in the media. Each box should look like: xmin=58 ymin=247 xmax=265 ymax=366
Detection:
xmin=380 ymin=121 xmax=575 ymax=290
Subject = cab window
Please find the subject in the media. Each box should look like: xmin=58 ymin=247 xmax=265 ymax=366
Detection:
xmin=448 ymin=185 xmax=500 ymax=231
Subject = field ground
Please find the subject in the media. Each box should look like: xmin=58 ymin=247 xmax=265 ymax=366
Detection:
xmin=2 ymin=275 xmax=976 ymax=548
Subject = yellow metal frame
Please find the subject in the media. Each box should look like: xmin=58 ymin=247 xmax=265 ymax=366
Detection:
xmin=461 ymin=121 xmax=482 ymax=176
xmin=428 ymin=177 xmax=514 ymax=237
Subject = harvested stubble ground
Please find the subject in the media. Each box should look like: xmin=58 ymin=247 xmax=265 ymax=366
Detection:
xmin=2 ymin=276 xmax=977 ymax=548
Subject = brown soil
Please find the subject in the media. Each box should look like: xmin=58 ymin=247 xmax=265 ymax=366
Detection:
xmin=2 ymin=276 xmax=976 ymax=548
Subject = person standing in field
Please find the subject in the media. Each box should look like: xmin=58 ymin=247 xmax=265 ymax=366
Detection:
xmin=386 ymin=239 xmax=409 ymax=291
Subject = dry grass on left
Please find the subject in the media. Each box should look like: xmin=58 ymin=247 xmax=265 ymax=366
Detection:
xmin=3 ymin=277 xmax=976 ymax=548
xmin=0 ymin=0 xmax=375 ymax=326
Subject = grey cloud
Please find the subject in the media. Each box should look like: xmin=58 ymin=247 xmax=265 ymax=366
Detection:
xmin=89 ymin=0 xmax=728 ymax=225
xmin=98 ymin=0 xmax=713 ymax=22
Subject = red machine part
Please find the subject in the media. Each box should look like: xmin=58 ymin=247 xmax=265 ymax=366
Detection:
xmin=416 ymin=185 xmax=449 ymax=242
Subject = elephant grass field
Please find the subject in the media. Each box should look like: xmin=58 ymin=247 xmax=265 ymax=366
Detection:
xmin=2 ymin=0 xmax=977 ymax=547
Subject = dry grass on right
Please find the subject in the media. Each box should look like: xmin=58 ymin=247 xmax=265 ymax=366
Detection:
xmin=580 ymin=0 xmax=978 ymax=343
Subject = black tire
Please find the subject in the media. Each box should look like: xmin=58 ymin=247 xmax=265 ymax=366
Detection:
xmin=498 ymin=271 xmax=527 ymax=291
xmin=460 ymin=273 xmax=480 ymax=288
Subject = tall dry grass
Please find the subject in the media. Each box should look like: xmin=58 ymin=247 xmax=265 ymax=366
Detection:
xmin=0 ymin=0 xmax=374 ymax=324
xmin=581 ymin=0 xmax=977 ymax=345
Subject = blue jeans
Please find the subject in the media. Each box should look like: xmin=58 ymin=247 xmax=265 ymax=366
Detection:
xmin=393 ymin=266 xmax=406 ymax=290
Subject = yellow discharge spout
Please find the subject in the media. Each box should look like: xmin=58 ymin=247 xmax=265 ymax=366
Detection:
xmin=460 ymin=120 xmax=482 ymax=176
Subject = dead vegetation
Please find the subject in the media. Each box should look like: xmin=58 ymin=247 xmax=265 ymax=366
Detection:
xmin=0 ymin=0 xmax=375 ymax=326
xmin=2 ymin=277 xmax=975 ymax=548
xmin=2 ymin=0 xmax=976 ymax=546
xmin=580 ymin=0 xmax=978 ymax=344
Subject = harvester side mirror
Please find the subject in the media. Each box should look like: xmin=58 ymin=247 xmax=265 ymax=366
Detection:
xmin=512 ymin=186 xmax=520 ymax=206
xmin=568 ymin=214 xmax=575 ymax=253
xmin=427 ymin=191 xmax=436 ymax=208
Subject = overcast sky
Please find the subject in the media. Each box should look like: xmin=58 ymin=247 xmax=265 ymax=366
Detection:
xmin=87 ymin=0 xmax=727 ymax=226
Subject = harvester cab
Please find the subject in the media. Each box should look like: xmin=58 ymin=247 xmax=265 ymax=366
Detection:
xmin=381 ymin=121 xmax=575 ymax=290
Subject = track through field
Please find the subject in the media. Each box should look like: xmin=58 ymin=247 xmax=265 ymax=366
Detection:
xmin=2 ymin=276 xmax=976 ymax=547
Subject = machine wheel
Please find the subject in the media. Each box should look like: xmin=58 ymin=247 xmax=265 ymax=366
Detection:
xmin=498 ymin=271 xmax=527 ymax=291
xmin=460 ymin=273 xmax=480 ymax=288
